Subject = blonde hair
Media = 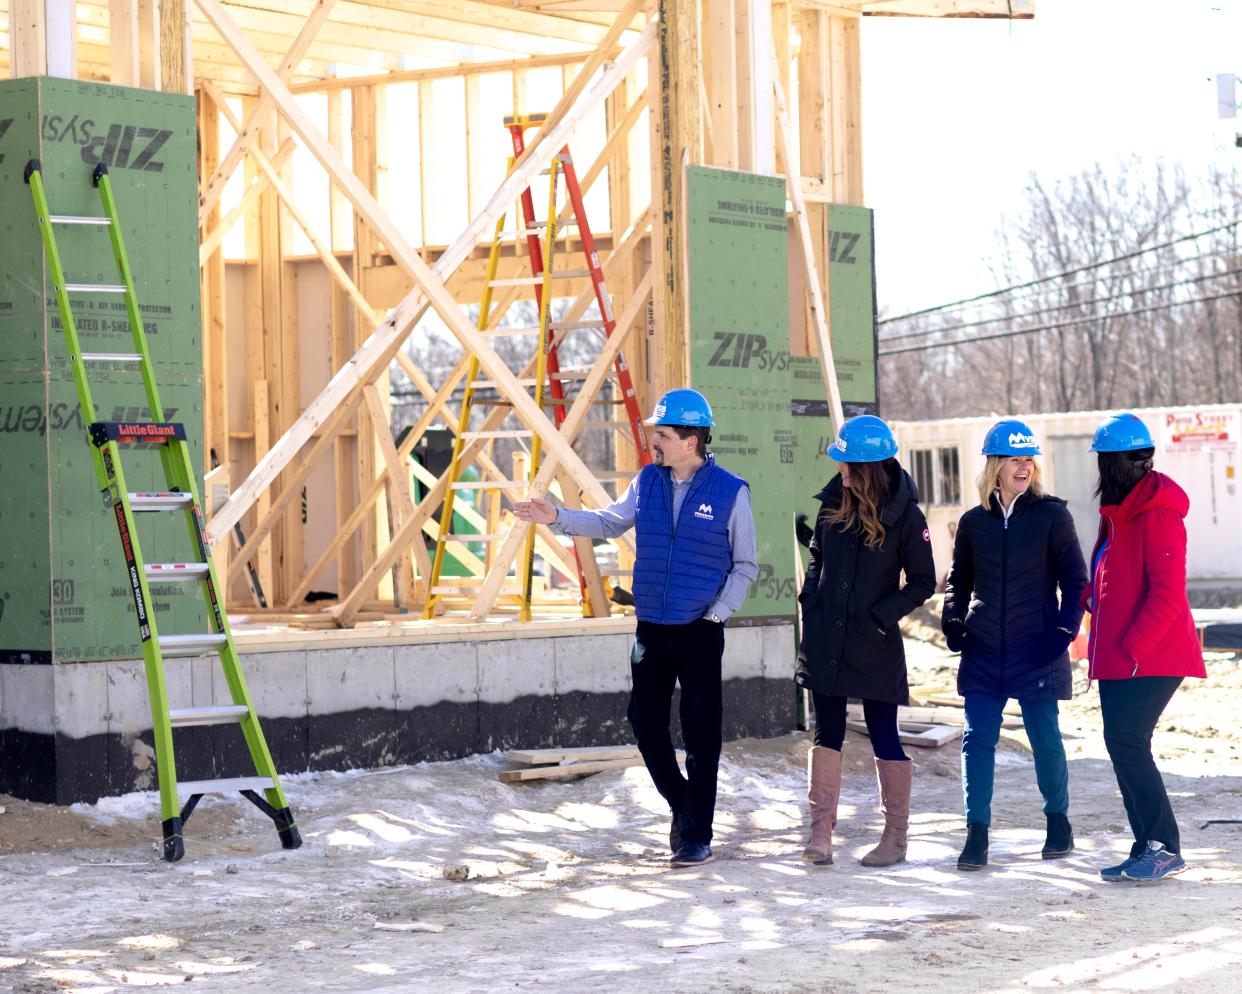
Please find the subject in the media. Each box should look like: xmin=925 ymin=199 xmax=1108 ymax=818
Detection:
xmin=977 ymin=455 xmax=1044 ymax=507
xmin=821 ymin=461 xmax=890 ymax=550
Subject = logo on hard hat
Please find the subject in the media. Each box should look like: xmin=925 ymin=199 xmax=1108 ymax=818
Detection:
xmin=836 ymin=434 xmax=847 ymax=452
xmin=1008 ymin=432 xmax=1037 ymax=449
xmin=653 ymin=402 xmax=666 ymax=420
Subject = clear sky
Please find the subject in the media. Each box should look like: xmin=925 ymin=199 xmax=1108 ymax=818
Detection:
xmin=860 ymin=0 xmax=1242 ymax=316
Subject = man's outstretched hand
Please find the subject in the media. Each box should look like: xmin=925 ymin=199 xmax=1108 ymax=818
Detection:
xmin=514 ymin=497 xmax=557 ymax=524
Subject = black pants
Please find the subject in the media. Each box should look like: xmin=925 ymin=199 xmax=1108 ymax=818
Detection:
xmin=629 ymin=618 xmax=724 ymax=846
xmin=811 ymin=693 xmax=908 ymax=761
xmin=1099 ymin=676 xmax=1184 ymax=855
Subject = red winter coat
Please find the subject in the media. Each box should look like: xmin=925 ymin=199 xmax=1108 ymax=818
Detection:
xmin=1079 ymin=471 xmax=1205 ymax=681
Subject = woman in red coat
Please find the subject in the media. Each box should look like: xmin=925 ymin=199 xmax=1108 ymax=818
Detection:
xmin=1082 ymin=413 xmax=1205 ymax=883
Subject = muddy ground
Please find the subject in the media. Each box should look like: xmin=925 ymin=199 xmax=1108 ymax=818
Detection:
xmin=2 ymin=640 xmax=1241 ymax=994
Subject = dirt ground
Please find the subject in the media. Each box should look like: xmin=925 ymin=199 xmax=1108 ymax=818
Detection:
xmin=3 ymin=639 xmax=1242 ymax=994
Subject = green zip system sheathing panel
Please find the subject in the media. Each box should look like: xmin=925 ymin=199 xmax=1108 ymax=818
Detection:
xmin=0 ymin=77 xmax=202 ymax=663
xmin=686 ymin=167 xmax=878 ymax=624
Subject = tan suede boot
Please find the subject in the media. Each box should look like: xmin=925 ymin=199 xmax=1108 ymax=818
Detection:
xmin=860 ymin=758 xmax=912 ymax=867
xmin=802 ymin=746 xmax=842 ymax=865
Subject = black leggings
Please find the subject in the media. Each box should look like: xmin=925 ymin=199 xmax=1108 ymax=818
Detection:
xmin=811 ymin=692 xmax=908 ymax=761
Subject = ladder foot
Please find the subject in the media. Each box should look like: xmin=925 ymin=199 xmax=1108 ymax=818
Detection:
xmin=161 ymin=817 xmax=185 ymax=862
xmin=274 ymin=808 xmax=303 ymax=850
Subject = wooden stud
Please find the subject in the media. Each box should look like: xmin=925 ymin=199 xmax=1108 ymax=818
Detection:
xmin=773 ymin=56 xmax=845 ymax=429
xmin=253 ymin=378 xmax=275 ymax=596
xmin=651 ymin=0 xmax=700 ymax=400
xmin=160 ymin=0 xmax=191 ymax=93
xmin=363 ymin=383 xmax=418 ymax=607
xmin=198 ymin=84 xmax=230 ymax=490
xmin=701 ymin=0 xmax=739 ymax=168
xmin=109 ymin=0 xmax=142 ymax=86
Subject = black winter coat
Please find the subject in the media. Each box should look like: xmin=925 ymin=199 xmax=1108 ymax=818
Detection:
xmin=941 ymin=491 xmax=1088 ymax=701
xmin=796 ymin=466 xmax=937 ymax=704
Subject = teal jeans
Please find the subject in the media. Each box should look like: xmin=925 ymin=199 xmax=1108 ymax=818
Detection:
xmin=962 ymin=693 xmax=1069 ymax=826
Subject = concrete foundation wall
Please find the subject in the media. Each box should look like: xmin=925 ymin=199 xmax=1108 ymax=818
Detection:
xmin=0 ymin=623 xmax=798 ymax=804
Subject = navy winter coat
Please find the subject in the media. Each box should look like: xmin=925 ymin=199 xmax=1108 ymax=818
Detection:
xmin=942 ymin=491 xmax=1088 ymax=701
xmin=797 ymin=466 xmax=937 ymax=704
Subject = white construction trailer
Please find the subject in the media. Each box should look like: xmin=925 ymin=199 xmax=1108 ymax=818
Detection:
xmin=890 ymin=403 xmax=1242 ymax=594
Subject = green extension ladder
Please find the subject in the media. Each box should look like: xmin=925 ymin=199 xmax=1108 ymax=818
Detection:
xmin=24 ymin=159 xmax=302 ymax=863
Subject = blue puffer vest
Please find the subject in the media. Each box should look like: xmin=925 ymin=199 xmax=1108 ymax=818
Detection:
xmin=633 ymin=456 xmax=747 ymax=624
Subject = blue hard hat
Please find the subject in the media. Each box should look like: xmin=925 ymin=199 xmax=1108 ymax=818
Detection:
xmin=982 ymin=419 xmax=1042 ymax=456
xmin=1091 ymin=412 xmax=1154 ymax=452
xmin=825 ymin=415 xmax=898 ymax=463
xmin=646 ymin=388 xmax=715 ymax=427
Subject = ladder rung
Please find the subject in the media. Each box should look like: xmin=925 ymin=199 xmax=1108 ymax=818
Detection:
xmin=159 ymin=633 xmax=228 ymax=657
xmin=145 ymin=563 xmax=210 ymax=581
xmin=129 ymin=492 xmax=194 ymax=512
xmin=488 ymin=271 xmax=590 ymax=287
xmin=497 ymin=222 xmax=579 ymax=238
xmin=445 ymin=534 xmax=505 ymax=541
xmin=481 ymin=327 xmax=540 ymax=337
xmin=547 ymin=397 xmax=624 ymax=406
xmin=176 ymin=776 xmax=274 ymax=796
xmin=431 ymin=585 xmax=522 ymax=596
xmin=551 ymin=319 xmax=606 ymax=332
xmin=451 ymin=481 xmax=528 ymax=490
xmin=462 ymin=430 xmax=532 ymax=439
xmin=80 ymin=352 xmax=144 ymax=363
xmin=169 ymin=704 xmax=250 ymax=728
xmin=64 ymin=283 xmax=127 ymax=293
xmin=50 ymin=214 xmax=111 ymax=225
xmin=472 ymin=378 xmax=537 ymax=388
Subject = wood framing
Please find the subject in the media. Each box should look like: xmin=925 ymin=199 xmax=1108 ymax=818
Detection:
xmin=0 ymin=0 xmax=1030 ymax=622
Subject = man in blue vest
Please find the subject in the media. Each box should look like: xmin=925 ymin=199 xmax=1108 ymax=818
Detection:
xmin=515 ymin=388 xmax=758 ymax=867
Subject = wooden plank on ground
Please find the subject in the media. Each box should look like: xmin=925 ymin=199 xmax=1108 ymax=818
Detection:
xmin=508 ymin=745 xmax=641 ymax=764
xmin=499 ymin=757 xmax=643 ymax=782
xmin=846 ymin=719 xmax=962 ymax=749
xmin=846 ymin=704 xmax=1022 ymax=730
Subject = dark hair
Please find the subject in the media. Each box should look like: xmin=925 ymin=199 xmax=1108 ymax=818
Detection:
xmin=1096 ymin=448 xmax=1154 ymax=506
xmin=670 ymin=425 xmax=711 ymax=458
xmin=819 ymin=458 xmax=897 ymax=550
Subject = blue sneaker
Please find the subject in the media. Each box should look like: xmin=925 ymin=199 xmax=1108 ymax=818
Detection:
xmin=670 ymin=842 xmax=714 ymax=868
xmin=1121 ymin=842 xmax=1187 ymax=882
xmin=1099 ymin=856 xmax=1138 ymax=882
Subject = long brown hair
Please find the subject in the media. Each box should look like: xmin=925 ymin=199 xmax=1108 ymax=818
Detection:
xmin=820 ymin=460 xmax=893 ymax=550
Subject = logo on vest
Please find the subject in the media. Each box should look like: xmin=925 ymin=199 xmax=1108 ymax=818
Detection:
xmin=1008 ymin=432 xmax=1037 ymax=449
xmin=694 ymin=503 xmax=714 ymax=520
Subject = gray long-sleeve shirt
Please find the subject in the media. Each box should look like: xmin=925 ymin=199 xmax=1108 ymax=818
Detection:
xmin=548 ymin=465 xmax=759 ymax=622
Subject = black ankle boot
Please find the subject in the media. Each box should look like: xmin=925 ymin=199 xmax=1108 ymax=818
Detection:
xmin=957 ymin=822 xmax=989 ymax=871
xmin=1041 ymin=812 xmax=1074 ymax=859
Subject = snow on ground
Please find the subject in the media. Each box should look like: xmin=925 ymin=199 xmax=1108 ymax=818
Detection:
xmin=3 ymin=645 xmax=1242 ymax=994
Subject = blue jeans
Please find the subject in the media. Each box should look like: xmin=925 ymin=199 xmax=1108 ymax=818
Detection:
xmin=962 ymin=693 xmax=1069 ymax=826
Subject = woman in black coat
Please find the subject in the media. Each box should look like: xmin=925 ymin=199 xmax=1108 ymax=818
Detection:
xmin=941 ymin=419 xmax=1087 ymax=871
xmin=796 ymin=415 xmax=936 ymax=867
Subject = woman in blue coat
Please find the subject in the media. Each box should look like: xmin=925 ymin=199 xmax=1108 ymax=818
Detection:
xmin=941 ymin=420 xmax=1088 ymax=870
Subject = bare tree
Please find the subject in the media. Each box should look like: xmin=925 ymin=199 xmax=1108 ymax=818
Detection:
xmin=880 ymin=160 xmax=1242 ymax=420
